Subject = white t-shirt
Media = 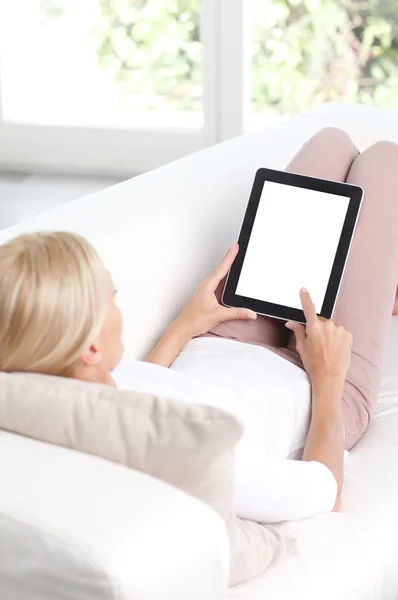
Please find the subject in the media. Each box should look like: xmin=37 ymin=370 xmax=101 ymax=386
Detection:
xmin=113 ymin=336 xmax=338 ymax=523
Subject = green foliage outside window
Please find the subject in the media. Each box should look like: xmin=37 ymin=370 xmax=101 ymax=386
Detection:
xmin=94 ymin=0 xmax=202 ymax=111
xmin=252 ymin=0 xmax=398 ymax=114
xmin=41 ymin=0 xmax=398 ymax=114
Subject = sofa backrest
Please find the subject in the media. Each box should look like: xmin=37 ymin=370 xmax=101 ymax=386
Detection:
xmin=0 ymin=115 xmax=327 ymax=360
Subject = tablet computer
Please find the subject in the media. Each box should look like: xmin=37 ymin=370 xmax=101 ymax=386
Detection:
xmin=222 ymin=168 xmax=363 ymax=324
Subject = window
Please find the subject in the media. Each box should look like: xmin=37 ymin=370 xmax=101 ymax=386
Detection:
xmin=2 ymin=0 xmax=203 ymax=129
xmin=1 ymin=0 xmax=397 ymax=174
xmin=248 ymin=0 xmax=398 ymax=129
xmin=0 ymin=0 xmax=215 ymax=173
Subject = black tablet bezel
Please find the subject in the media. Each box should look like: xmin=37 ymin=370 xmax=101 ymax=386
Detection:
xmin=222 ymin=168 xmax=363 ymax=324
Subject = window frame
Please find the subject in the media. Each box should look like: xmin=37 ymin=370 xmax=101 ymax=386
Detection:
xmin=0 ymin=0 xmax=228 ymax=176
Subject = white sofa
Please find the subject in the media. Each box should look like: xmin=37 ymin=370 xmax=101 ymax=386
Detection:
xmin=1 ymin=103 xmax=398 ymax=600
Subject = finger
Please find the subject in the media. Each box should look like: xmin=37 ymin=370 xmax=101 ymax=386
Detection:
xmin=320 ymin=317 xmax=337 ymax=326
xmin=219 ymin=306 xmax=257 ymax=322
xmin=300 ymin=288 xmax=318 ymax=326
xmin=285 ymin=321 xmax=306 ymax=345
xmin=212 ymin=243 xmax=239 ymax=284
xmin=208 ymin=243 xmax=239 ymax=289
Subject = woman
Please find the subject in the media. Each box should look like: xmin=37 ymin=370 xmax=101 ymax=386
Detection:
xmin=1 ymin=128 xmax=398 ymax=523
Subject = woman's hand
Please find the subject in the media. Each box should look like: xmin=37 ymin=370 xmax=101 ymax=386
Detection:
xmin=175 ymin=243 xmax=257 ymax=339
xmin=285 ymin=288 xmax=352 ymax=387
xmin=145 ymin=243 xmax=256 ymax=368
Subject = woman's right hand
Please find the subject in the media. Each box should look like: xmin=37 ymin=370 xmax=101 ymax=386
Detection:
xmin=285 ymin=288 xmax=352 ymax=387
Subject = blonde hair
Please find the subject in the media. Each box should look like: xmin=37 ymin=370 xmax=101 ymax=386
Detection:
xmin=0 ymin=231 xmax=109 ymax=375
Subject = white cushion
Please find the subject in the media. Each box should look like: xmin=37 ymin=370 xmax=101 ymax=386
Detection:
xmin=0 ymin=431 xmax=230 ymax=600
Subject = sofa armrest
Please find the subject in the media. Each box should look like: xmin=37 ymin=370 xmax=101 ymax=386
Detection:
xmin=0 ymin=432 xmax=229 ymax=600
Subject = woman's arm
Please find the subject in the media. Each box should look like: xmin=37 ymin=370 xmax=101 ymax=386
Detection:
xmin=145 ymin=320 xmax=192 ymax=368
xmin=145 ymin=244 xmax=257 ymax=367
xmin=286 ymin=289 xmax=352 ymax=510
xmin=303 ymin=378 xmax=345 ymax=511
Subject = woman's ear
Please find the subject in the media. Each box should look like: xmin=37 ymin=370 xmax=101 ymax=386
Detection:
xmin=80 ymin=342 xmax=102 ymax=367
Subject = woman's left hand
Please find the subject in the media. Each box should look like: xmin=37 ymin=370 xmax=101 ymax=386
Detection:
xmin=146 ymin=244 xmax=257 ymax=368
xmin=175 ymin=243 xmax=257 ymax=339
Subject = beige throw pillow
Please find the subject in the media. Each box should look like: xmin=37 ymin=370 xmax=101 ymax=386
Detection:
xmin=0 ymin=371 xmax=295 ymax=586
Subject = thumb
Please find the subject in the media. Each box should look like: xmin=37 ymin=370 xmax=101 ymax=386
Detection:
xmin=285 ymin=321 xmax=306 ymax=344
xmin=220 ymin=307 xmax=257 ymax=323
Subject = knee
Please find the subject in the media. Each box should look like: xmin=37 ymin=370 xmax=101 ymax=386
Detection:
xmin=359 ymin=139 xmax=398 ymax=169
xmin=314 ymin=127 xmax=356 ymax=149
xmin=306 ymin=127 xmax=358 ymax=158
xmin=367 ymin=139 xmax=398 ymax=156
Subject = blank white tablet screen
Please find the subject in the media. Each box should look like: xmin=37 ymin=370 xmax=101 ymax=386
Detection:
xmin=235 ymin=181 xmax=350 ymax=312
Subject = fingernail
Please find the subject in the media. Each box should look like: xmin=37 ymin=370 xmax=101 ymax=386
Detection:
xmin=285 ymin=322 xmax=293 ymax=329
xmin=247 ymin=310 xmax=257 ymax=320
xmin=301 ymin=287 xmax=308 ymax=293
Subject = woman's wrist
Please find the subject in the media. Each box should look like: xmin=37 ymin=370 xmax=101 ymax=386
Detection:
xmin=145 ymin=318 xmax=193 ymax=368
xmin=310 ymin=373 xmax=345 ymax=403
xmin=169 ymin=316 xmax=196 ymax=346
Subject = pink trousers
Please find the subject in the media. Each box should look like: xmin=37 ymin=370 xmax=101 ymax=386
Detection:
xmin=207 ymin=128 xmax=398 ymax=450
